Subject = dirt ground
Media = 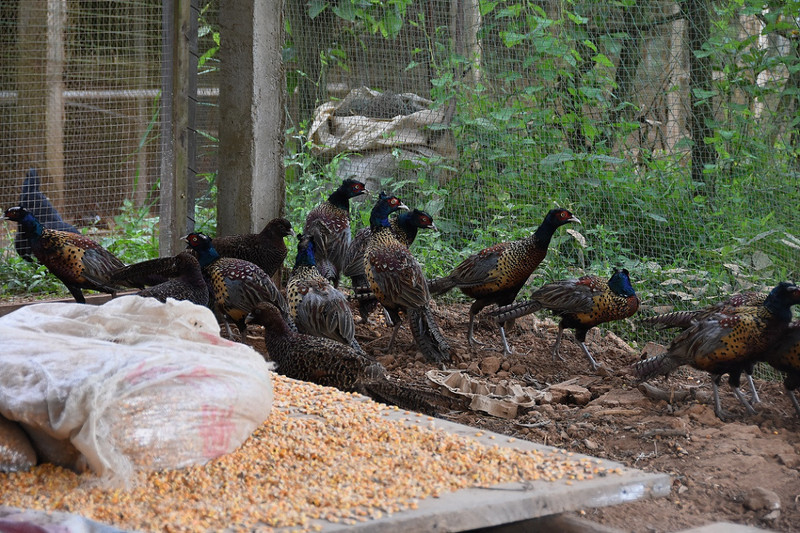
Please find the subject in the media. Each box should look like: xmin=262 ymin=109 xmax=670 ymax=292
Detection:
xmin=254 ymin=301 xmax=800 ymax=533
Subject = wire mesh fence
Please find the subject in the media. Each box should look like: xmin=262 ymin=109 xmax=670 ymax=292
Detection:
xmin=0 ymin=0 xmax=163 ymax=223
xmin=0 ymin=1 xmax=798 ymax=373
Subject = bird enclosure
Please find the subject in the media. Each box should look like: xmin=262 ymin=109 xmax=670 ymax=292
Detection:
xmin=0 ymin=1 xmax=799 ymax=343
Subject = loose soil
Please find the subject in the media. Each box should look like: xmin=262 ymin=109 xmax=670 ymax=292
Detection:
xmin=256 ymin=301 xmax=799 ymax=533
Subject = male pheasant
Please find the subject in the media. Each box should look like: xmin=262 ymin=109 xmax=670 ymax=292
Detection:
xmin=3 ymin=206 xmax=124 ymax=303
xmin=184 ymin=232 xmax=293 ymax=342
xmin=490 ymin=268 xmax=639 ymax=370
xmin=344 ymin=208 xmax=436 ymax=323
xmin=364 ymin=193 xmax=450 ymax=363
xmin=633 ymin=281 xmax=800 ymax=419
xmin=643 ymin=289 xmax=768 ymax=404
xmin=303 ymin=177 xmax=367 ymax=286
xmin=428 ymin=208 xmax=580 ymax=354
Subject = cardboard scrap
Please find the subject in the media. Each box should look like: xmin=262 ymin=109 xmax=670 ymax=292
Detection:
xmin=426 ymin=370 xmax=546 ymax=419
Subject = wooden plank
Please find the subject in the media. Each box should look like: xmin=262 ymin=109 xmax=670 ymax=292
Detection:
xmin=159 ymin=0 xmax=195 ymax=256
xmin=0 ymin=292 xmax=138 ymax=318
xmin=16 ymin=0 xmax=66 ymax=206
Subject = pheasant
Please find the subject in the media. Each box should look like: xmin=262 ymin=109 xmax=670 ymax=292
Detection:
xmin=489 ymin=268 xmax=639 ymax=370
xmin=183 ymin=232 xmax=293 ymax=342
xmin=15 ymin=169 xmax=80 ymax=262
xmin=134 ymin=251 xmax=209 ymax=306
xmin=211 ymin=217 xmax=293 ymax=277
xmin=2 ymin=206 xmax=124 ymax=303
xmin=643 ymin=291 xmax=766 ymax=329
xmin=287 ymin=233 xmax=362 ymax=352
xmin=364 ymin=193 xmax=450 ymax=363
xmin=758 ymin=322 xmax=800 ymax=417
xmin=428 ymin=208 xmax=580 ymax=354
xmin=303 ymin=177 xmax=367 ymax=287
xmin=247 ymin=302 xmax=454 ymax=415
xmin=633 ymin=281 xmax=800 ymax=419
xmin=344 ymin=208 xmax=437 ymax=323
xmin=643 ymin=290 xmax=768 ymax=404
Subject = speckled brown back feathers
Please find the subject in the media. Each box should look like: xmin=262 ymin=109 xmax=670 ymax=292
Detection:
xmin=211 ymin=217 xmax=293 ymax=277
xmin=364 ymin=194 xmax=450 ymax=362
xmin=135 ymin=251 xmax=209 ymax=306
xmin=287 ymin=234 xmax=362 ymax=352
xmin=644 ymin=291 xmax=766 ymax=330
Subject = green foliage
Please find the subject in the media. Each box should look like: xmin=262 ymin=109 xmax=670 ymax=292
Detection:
xmin=0 ymin=251 xmax=67 ymax=297
xmin=94 ymin=199 xmax=160 ymax=264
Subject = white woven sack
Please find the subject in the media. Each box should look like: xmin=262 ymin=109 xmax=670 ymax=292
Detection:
xmin=0 ymin=295 xmax=274 ymax=486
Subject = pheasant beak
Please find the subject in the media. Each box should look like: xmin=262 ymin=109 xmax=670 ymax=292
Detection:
xmin=429 ymin=222 xmax=438 ymax=231
xmin=568 ymin=216 xmax=581 ymax=224
xmin=398 ymin=201 xmax=409 ymax=211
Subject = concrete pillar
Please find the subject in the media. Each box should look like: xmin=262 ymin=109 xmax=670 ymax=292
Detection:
xmin=217 ymin=0 xmax=285 ymax=236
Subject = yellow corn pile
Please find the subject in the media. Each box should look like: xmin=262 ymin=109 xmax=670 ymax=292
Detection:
xmin=1 ymin=374 xmax=617 ymax=532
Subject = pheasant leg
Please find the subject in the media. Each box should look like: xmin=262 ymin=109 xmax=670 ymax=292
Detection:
xmin=550 ymin=328 xmax=566 ymax=362
xmin=579 ymin=342 xmax=599 ymax=371
xmin=787 ymin=386 xmax=800 ymax=418
xmin=730 ymin=384 xmax=757 ymax=415
xmin=746 ymin=374 xmax=761 ymax=405
xmin=467 ymin=313 xmax=486 ymax=347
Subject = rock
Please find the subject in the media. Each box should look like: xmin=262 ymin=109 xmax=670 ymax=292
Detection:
xmin=744 ymin=487 xmax=780 ymax=511
xmin=466 ymin=361 xmax=480 ymax=374
xmin=640 ymin=341 xmax=667 ymax=358
xmin=589 ymin=389 xmax=650 ymax=408
xmin=549 ymin=383 xmax=592 ymax=405
xmin=376 ymin=354 xmax=395 ymax=367
xmin=509 ymin=364 xmax=527 ymax=375
xmin=763 ymin=510 xmax=781 ymax=521
xmin=584 ymin=438 xmax=598 ymax=451
xmin=777 ymin=453 xmax=800 ymax=469
xmin=479 ymin=356 xmax=502 ymax=375
xmin=501 ymin=361 xmax=511 ymax=371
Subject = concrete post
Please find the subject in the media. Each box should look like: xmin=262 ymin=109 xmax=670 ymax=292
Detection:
xmin=217 ymin=0 xmax=285 ymax=236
